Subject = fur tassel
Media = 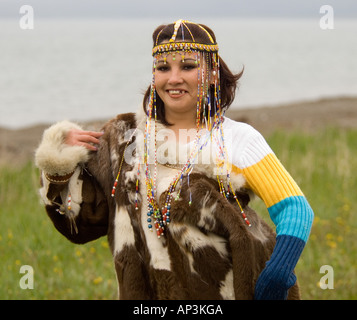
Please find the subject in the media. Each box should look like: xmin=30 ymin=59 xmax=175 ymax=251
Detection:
xmin=35 ymin=120 xmax=90 ymax=176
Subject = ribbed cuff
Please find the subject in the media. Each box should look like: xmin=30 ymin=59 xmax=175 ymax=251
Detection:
xmin=254 ymin=235 xmax=305 ymax=300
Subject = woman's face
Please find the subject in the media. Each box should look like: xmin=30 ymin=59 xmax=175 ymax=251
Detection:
xmin=154 ymin=51 xmax=199 ymax=121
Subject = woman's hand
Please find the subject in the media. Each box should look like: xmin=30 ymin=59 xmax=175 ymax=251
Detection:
xmin=65 ymin=129 xmax=104 ymax=151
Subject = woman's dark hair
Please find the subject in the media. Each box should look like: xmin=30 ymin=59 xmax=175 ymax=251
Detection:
xmin=143 ymin=22 xmax=243 ymax=125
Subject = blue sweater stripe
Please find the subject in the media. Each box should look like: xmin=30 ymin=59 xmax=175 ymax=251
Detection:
xmin=268 ymin=195 xmax=314 ymax=243
xmin=254 ymin=234 xmax=306 ymax=299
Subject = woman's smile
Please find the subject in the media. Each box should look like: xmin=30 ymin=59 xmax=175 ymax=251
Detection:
xmin=166 ymin=89 xmax=188 ymax=98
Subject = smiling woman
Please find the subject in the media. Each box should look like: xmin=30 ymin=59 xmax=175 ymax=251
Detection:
xmin=143 ymin=20 xmax=243 ymax=128
xmin=34 ymin=19 xmax=313 ymax=300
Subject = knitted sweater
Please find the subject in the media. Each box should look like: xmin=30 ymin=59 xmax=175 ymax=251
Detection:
xmin=220 ymin=118 xmax=314 ymax=299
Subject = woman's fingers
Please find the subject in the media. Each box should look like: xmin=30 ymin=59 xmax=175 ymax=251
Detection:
xmin=77 ymin=141 xmax=99 ymax=151
xmin=77 ymin=133 xmax=101 ymax=145
xmin=83 ymin=131 xmax=105 ymax=138
xmin=65 ymin=129 xmax=104 ymax=151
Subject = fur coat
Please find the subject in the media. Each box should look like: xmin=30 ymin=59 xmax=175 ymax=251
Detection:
xmin=35 ymin=110 xmax=300 ymax=300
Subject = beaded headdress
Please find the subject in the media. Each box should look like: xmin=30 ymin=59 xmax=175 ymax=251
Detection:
xmin=150 ymin=19 xmax=221 ymax=130
xmin=112 ymin=20 xmax=250 ymax=239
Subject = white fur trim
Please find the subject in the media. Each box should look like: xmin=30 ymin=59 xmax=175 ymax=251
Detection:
xmin=198 ymin=191 xmax=217 ymax=230
xmin=39 ymin=171 xmax=52 ymax=206
xmin=181 ymin=225 xmax=228 ymax=255
xmin=220 ymin=270 xmax=235 ymax=300
xmin=35 ymin=120 xmax=90 ymax=176
xmin=229 ymin=171 xmax=246 ymax=191
xmin=63 ymin=167 xmax=83 ymax=216
xmin=114 ymin=205 xmax=136 ymax=255
xmin=134 ymin=106 xmax=148 ymax=132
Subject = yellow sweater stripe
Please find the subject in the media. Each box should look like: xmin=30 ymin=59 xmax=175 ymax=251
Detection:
xmin=234 ymin=153 xmax=303 ymax=208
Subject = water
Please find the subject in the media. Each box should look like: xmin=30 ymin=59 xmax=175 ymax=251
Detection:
xmin=0 ymin=18 xmax=356 ymax=129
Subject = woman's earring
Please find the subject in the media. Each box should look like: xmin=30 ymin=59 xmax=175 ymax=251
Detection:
xmin=210 ymin=70 xmax=217 ymax=85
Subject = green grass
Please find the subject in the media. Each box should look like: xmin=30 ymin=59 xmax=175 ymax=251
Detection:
xmin=0 ymin=163 xmax=117 ymax=299
xmin=1 ymin=126 xmax=356 ymax=299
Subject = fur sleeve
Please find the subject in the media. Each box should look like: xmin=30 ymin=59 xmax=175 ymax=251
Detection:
xmin=35 ymin=121 xmax=109 ymax=243
xmin=35 ymin=120 xmax=90 ymax=176
xmin=41 ymin=166 xmax=109 ymax=244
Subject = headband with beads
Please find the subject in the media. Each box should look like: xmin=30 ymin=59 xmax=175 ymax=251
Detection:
xmin=152 ymin=42 xmax=219 ymax=56
xmin=152 ymin=19 xmax=219 ymax=56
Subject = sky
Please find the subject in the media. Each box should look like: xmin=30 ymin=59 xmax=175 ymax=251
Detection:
xmin=0 ymin=0 xmax=356 ymax=19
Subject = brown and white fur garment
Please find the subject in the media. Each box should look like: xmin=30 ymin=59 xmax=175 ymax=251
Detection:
xmin=35 ymin=110 xmax=300 ymax=300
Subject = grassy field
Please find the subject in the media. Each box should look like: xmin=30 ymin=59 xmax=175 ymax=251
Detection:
xmin=1 ymin=126 xmax=356 ymax=300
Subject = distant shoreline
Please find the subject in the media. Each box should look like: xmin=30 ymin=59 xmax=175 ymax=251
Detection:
xmin=1 ymin=96 xmax=356 ymax=167
xmin=226 ymin=95 xmax=357 ymax=135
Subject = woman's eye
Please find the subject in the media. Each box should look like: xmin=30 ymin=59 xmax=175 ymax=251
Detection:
xmin=156 ymin=65 xmax=169 ymax=72
xmin=183 ymin=64 xmax=196 ymax=71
